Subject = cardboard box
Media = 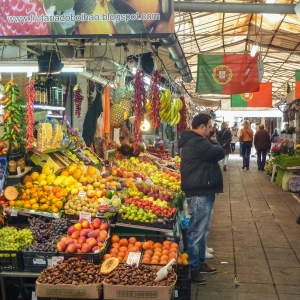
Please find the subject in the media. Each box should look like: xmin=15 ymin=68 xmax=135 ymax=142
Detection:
xmin=103 ymin=278 xmax=176 ymax=300
xmin=35 ymin=281 xmax=102 ymax=299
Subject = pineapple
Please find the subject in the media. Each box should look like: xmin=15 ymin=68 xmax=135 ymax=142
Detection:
xmin=120 ymin=99 xmax=132 ymax=120
xmin=110 ymin=104 xmax=124 ymax=128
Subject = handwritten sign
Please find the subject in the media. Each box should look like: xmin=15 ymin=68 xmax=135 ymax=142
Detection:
xmin=136 ymin=178 xmax=143 ymax=183
xmin=79 ymin=211 xmax=91 ymax=223
xmin=52 ymin=256 xmax=64 ymax=266
xmin=78 ymin=191 xmax=86 ymax=197
xmin=126 ymin=252 xmax=141 ymax=267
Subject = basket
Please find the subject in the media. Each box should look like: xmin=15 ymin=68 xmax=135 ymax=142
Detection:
xmin=0 ymin=250 xmax=24 ymax=271
xmin=23 ymin=251 xmax=55 ymax=272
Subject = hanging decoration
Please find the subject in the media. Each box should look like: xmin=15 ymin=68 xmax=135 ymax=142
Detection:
xmin=25 ymin=80 xmax=36 ymax=151
xmin=148 ymin=70 xmax=161 ymax=128
xmin=73 ymin=85 xmax=84 ymax=118
xmin=133 ymin=70 xmax=146 ymax=153
xmin=178 ymin=95 xmax=187 ymax=135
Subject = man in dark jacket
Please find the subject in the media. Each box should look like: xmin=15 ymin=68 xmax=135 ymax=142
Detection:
xmin=178 ymin=113 xmax=224 ymax=285
xmin=254 ymin=124 xmax=271 ymax=171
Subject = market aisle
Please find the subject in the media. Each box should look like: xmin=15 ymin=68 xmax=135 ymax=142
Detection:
xmin=191 ymin=154 xmax=300 ymax=300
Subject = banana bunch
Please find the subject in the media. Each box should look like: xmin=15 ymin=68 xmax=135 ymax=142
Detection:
xmin=159 ymin=89 xmax=172 ymax=122
xmin=146 ymin=100 xmax=151 ymax=116
xmin=169 ymin=98 xmax=183 ymax=126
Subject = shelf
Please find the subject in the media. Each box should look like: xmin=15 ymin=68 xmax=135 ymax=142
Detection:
xmin=31 ymin=147 xmax=68 ymax=156
xmin=115 ymin=222 xmax=175 ymax=234
xmin=47 ymin=114 xmax=63 ymax=119
xmin=34 ymin=105 xmax=65 ymax=111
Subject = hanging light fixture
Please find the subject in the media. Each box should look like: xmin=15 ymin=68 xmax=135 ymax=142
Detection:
xmin=38 ymin=50 xmax=64 ymax=75
xmin=250 ymin=44 xmax=259 ymax=57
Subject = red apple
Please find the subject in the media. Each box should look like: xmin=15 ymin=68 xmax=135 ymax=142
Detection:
xmin=80 ymin=218 xmax=87 ymax=224
xmin=81 ymin=243 xmax=92 ymax=253
xmin=99 ymin=230 xmax=108 ymax=240
xmin=67 ymin=225 xmax=77 ymax=236
xmin=88 ymin=231 xmax=98 ymax=239
xmin=97 ymin=237 xmax=105 ymax=243
xmin=76 ymin=243 xmax=82 ymax=249
xmin=56 ymin=241 xmax=67 ymax=252
xmin=92 ymin=218 xmax=101 ymax=229
xmin=65 ymin=237 xmax=75 ymax=246
xmin=92 ymin=246 xmax=100 ymax=253
xmin=71 ymin=231 xmax=80 ymax=240
xmin=99 ymin=223 xmax=109 ymax=231
xmin=90 ymin=224 xmax=95 ymax=230
xmin=80 ymin=229 xmax=89 ymax=237
xmin=86 ymin=237 xmax=97 ymax=248
xmin=98 ymin=242 xmax=104 ymax=248
xmin=77 ymin=249 xmax=82 ymax=253
xmin=77 ymin=236 xmax=86 ymax=245
xmin=67 ymin=243 xmax=78 ymax=253
xmin=81 ymin=220 xmax=90 ymax=229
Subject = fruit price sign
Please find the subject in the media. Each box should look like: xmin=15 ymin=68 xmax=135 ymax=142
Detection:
xmin=79 ymin=211 xmax=91 ymax=223
xmin=0 ymin=0 xmax=174 ymax=38
xmin=126 ymin=252 xmax=141 ymax=266
xmin=52 ymin=256 xmax=64 ymax=266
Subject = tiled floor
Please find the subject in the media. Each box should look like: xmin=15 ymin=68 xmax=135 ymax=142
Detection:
xmin=191 ymin=154 xmax=300 ymax=300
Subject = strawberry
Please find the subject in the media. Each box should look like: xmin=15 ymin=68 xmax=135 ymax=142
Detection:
xmin=0 ymin=0 xmax=50 ymax=36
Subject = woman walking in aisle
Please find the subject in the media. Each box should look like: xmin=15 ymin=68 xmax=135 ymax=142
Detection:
xmin=217 ymin=122 xmax=232 ymax=171
xmin=230 ymin=126 xmax=238 ymax=153
xmin=239 ymin=120 xmax=254 ymax=170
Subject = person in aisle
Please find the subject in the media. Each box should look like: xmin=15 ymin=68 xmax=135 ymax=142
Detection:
xmin=281 ymin=123 xmax=293 ymax=134
xmin=254 ymin=124 xmax=271 ymax=171
xmin=270 ymin=128 xmax=279 ymax=144
xmin=217 ymin=122 xmax=232 ymax=171
xmin=250 ymin=123 xmax=257 ymax=157
xmin=239 ymin=120 xmax=254 ymax=170
xmin=230 ymin=126 xmax=238 ymax=153
xmin=178 ymin=113 xmax=225 ymax=285
xmin=237 ymin=125 xmax=243 ymax=157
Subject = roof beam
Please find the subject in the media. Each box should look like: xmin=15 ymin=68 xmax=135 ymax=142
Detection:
xmin=174 ymin=2 xmax=296 ymax=14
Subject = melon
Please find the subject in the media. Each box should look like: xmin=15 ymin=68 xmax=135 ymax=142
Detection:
xmin=100 ymin=257 xmax=119 ymax=275
xmin=4 ymin=186 xmax=19 ymax=201
xmin=22 ymin=175 xmax=33 ymax=185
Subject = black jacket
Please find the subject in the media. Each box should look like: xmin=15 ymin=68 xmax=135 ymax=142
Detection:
xmin=178 ymin=130 xmax=225 ymax=197
xmin=217 ymin=129 xmax=232 ymax=155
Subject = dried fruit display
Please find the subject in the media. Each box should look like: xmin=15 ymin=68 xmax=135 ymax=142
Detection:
xmin=74 ymin=86 xmax=84 ymax=118
xmin=104 ymin=264 xmax=176 ymax=286
xmin=25 ymin=80 xmax=35 ymax=151
xmin=0 ymin=0 xmax=50 ymax=36
xmin=148 ymin=70 xmax=161 ymax=128
xmin=37 ymin=257 xmax=104 ymax=285
xmin=178 ymin=95 xmax=187 ymax=134
xmin=133 ymin=70 xmax=146 ymax=153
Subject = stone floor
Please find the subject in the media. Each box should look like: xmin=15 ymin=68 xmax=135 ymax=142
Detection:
xmin=190 ymin=154 xmax=300 ymax=300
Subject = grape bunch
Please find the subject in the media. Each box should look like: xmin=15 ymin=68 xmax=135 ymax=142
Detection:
xmin=74 ymin=87 xmax=84 ymax=118
xmin=27 ymin=239 xmax=58 ymax=252
xmin=52 ymin=217 xmax=70 ymax=235
xmin=28 ymin=217 xmax=52 ymax=243
xmin=0 ymin=227 xmax=34 ymax=251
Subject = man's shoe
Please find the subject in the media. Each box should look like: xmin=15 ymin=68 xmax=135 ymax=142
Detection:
xmin=191 ymin=270 xmax=206 ymax=285
xmin=223 ymin=165 xmax=226 ymax=171
xmin=242 ymin=165 xmax=245 ymax=169
xmin=260 ymin=168 xmax=265 ymax=171
xmin=258 ymin=167 xmax=260 ymax=170
xmin=205 ymin=251 xmax=213 ymax=259
xmin=200 ymin=263 xmax=217 ymax=274
xmin=206 ymin=247 xmax=214 ymax=253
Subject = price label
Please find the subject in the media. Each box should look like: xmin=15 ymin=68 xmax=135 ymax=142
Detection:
xmin=78 ymin=191 xmax=86 ymax=197
xmin=79 ymin=211 xmax=91 ymax=223
xmin=52 ymin=256 xmax=64 ymax=266
xmin=136 ymin=177 xmax=143 ymax=182
xmin=17 ymin=167 xmax=22 ymax=175
xmin=145 ymin=178 xmax=153 ymax=185
xmin=126 ymin=252 xmax=141 ymax=267
xmin=33 ymin=258 xmax=46 ymax=265
xmin=11 ymin=209 xmax=18 ymax=217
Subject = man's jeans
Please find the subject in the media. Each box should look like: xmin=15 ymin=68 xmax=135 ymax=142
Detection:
xmin=256 ymin=149 xmax=268 ymax=170
xmin=186 ymin=194 xmax=215 ymax=272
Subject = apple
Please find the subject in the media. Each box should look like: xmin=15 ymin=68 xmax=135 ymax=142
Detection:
xmin=56 ymin=241 xmax=67 ymax=252
xmin=76 ymin=243 xmax=82 ymax=249
xmin=99 ymin=230 xmax=108 ymax=240
xmin=81 ymin=220 xmax=90 ymax=229
xmin=65 ymin=237 xmax=75 ymax=246
xmin=117 ymin=170 xmax=123 ymax=177
xmin=86 ymin=190 xmax=96 ymax=198
xmin=74 ymin=223 xmax=82 ymax=231
xmin=92 ymin=218 xmax=101 ymax=229
xmin=77 ymin=236 xmax=86 ymax=245
xmin=88 ymin=231 xmax=98 ymax=239
xmin=86 ymin=237 xmax=97 ymax=248
xmin=92 ymin=246 xmax=100 ymax=253
xmin=97 ymin=237 xmax=105 ymax=243
xmin=67 ymin=225 xmax=77 ymax=236
xmin=99 ymin=223 xmax=109 ymax=231
xmin=71 ymin=188 xmax=79 ymax=196
xmin=81 ymin=243 xmax=92 ymax=253
xmin=90 ymin=224 xmax=95 ymax=230
xmin=71 ymin=231 xmax=80 ymax=240
xmin=80 ymin=229 xmax=89 ymax=237
xmin=111 ymin=169 xmax=117 ymax=176
xmin=67 ymin=243 xmax=78 ymax=253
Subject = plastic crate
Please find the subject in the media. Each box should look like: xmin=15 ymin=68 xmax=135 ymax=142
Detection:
xmin=172 ymin=264 xmax=191 ymax=300
xmin=23 ymin=251 xmax=55 ymax=272
xmin=0 ymin=250 xmax=24 ymax=271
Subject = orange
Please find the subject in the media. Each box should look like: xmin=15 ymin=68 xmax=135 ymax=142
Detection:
xmin=153 ymin=252 xmax=162 ymax=258
xmin=123 ymin=256 xmax=128 ymax=262
xmin=160 ymin=260 xmax=168 ymax=265
xmin=150 ymin=259 xmax=159 ymax=264
xmin=181 ymin=259 xmax=189 ymax=265
xmin=52 ymin=207 xmax=59 ymax=213
xmin=52 ymin=186 xmax=61 ymax=194
xmin=25 ymin=182 xmax=33 ymax=189
xmin=103 ymin=254 xmax=111 ymax=261
xmin=181 ymin=253 xmax=189 ymax=259
xmin=24 ymin=203 xmax=31 ymax=209
xmin=119 ymin=246 xmax=128 ymax=253
xmin=112 ymin=243 xmax=120 ymax=249
xmin=147 ymin=240 xmax=154 ymax=247
xmin=154 ymin=247 xmax=162 ymax=253
xmin=55 ymin=191 xmax=64 ymax=199
xmin=152 ymin=255 xmax=160 ymax=261
xmin=161 ymin=255 xmax=169 ymax=261
xmin=163 ymin=240 xmax=171 ymax=247
xmin=29 ymin=199 xmax=37 ymax=205
xmin=43 ymin=185 xmax=50 ymax=192
xmin=111 ymin=235 xmax=120 ymax=243
xmin=142 ymin=242 xmax=151 ymax=251
xmin=21 ymin=194 xmax=27 ymax=200
xmin=143 ymin=253 xmax=152 ymax=259
xmin=119 ymin=238 xmax=129 ymax=247
xmin=128 ymin=237 xmax=137 ymax=245
xmin=110 ymin=248 xmax=118 ymax=254
xmin=117 ymin=256 xmax=123 ymax=262
xmin=128 ymin=247 xmax=138 ymax=252
xmin=144 ymin=249 xmax=153 ymax=256
xmin=153 ymin=242 xmax=162 ymax=249
xmin=9 ymin=200 xmax=16 ymax=206
xmin=142 ymin=258 xmax=150 ymax=263
xmin=169 ymin=252 xmax=176 ymax=259
xmin=170 ymin=243 xmax=178 ymax=249
xmin=162 ymin=250 xmax=169 ymax=256
xmin=117 ymin=251 xmax=126 ymax=258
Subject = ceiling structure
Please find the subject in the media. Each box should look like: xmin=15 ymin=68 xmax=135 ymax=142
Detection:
xmin=171 ymin=0 xmax=300 ymax=109
xmin=0 ymin=0 xmax=300 ymax=112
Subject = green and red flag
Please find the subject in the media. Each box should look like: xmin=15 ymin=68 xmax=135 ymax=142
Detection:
xmin=196 ymin=54 xmax=260 ymax=94
xmin=231 ymin=83 xmax=272 ymax=107
xmin=295 ymin=71 xmax=300 ymax=99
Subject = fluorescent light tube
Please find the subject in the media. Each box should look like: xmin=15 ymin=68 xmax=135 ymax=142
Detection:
xmin=250 ymin=44 xmax=258 ymax=57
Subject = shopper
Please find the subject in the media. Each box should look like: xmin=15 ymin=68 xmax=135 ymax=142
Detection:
xmin=254 ymin=124 xmax=271 ymax=171
xmin=250 ymin=123 xmax=257 ymax=157
xmin=270 ymin=128 xmax=279 ymax=144
xmin=281 ymin=124 xmax=293 ymax=134
xmin=217 ymin=122 xmax=232 ymax=171
xmin=230 ymin=126 xmax=238 ymax=153
xmin=239 ymin=120 xmax=254 ymax=170
xmin=178 ymin=113 xmax=224 ymax=285
xmin=237 ymin=126 xmax=243 ymax=157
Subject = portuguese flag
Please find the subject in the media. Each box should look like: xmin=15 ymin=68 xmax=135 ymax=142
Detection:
xmin=196 ymin=54 xmax=259 ymax=95
xmin=295 ymin=70 xmax=300 ymax=99
xmin=231 ymin=83 xmax=272 ymax=107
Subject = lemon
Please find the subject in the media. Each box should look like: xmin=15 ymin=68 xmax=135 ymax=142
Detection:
xmin=46 ymin=174 xmax=56 ymax=184
xmin=38 ymin=174 xmax=47 ymax=182
xmin=31 ymin=172 xmax=39 ymax=181
xmin=53 ymin=178 xmax=63 ymax=186
xmin=38 ymin=179 xmax=47 ymax=186
xmin=62 ymin=178 xmax=72 ymax=187
xmin=42 ymin=165 xmax=51 ymax=175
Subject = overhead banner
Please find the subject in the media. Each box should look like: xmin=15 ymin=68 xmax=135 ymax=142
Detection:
xmin=230 ymin=83 xmax=272 ymax=108
xmin=196 ymin=54 xmax=260 ymax=95
xmin=295 ymin=70 xmax=300 ymax=99
xmin=0 ymin=0 xmax=174 ymax=37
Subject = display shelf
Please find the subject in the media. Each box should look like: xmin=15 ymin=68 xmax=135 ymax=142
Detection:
xmin=7 ymin=166 xmax=32 ymax=179
xmin=31 ymin=147 xmax=68 ymax=156
xmin=47 ymin=114 xmax=63 ymax=119
xmin=6 ymin=207 xmax=60 ymax=219
xmin=34 ymin=105 xmax=65 ymax=111
xmin=115 ymin=221 xmax=176 ymax=234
